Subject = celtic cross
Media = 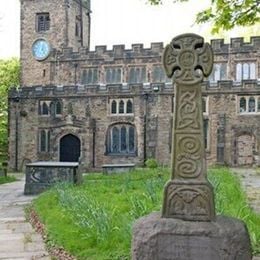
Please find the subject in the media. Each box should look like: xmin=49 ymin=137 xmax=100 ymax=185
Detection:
xmin=162 ymin=33 xmax=215 ymax=221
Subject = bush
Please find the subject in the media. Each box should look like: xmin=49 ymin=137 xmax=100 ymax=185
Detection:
xmin=145 ymin=158 xmax=158 ymax=169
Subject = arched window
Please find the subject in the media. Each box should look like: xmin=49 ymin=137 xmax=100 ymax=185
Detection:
xmin=42 ymin=102 xmax=49 ymax=115
xmin=112 ymin=127 xmax=119 ymax=153
xmin=119 ymin=100 xmax=124 ymax=114
xmin=126 ymin=100 xmax=133 ymax=113
xmin=40 ymin=130 xmax=46 ymax=152
xmin=50 ymin=102 xmax=55 ymax=116
xmin=39 ymin=130 xmax=50 ymax=152
xmin=121 ymin=126 xmax=127 ymax=152
xmin=111 ymin=100 xmax=117 ymax=114
xmin=56 ymin=101 xmax=62 ymax=115
xmin=239 ymin=97 xmax=246 ymax=113
xmin=107 ymin=124 xmax=136 ymax=155
xmin=129 ymin=126 xmax=135 ymax=152
xmin=248 ymin=97 xmax=255 ymax=112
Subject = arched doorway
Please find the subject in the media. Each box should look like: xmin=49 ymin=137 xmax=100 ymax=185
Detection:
xmin=60 ymin=134 xmax=81 ymax=162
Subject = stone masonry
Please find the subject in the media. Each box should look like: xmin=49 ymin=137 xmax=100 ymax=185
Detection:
xmin=8 ymin=0 xmax=260 ymax=171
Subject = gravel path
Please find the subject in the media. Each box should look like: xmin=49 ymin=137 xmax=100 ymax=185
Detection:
xmin=0 ymin=177 xmax=50 ymax=260
xmin=231 ymin=168 xmax=260 ymax=214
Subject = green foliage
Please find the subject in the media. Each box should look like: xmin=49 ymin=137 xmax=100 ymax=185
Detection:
xmin=0 ymin=176 xmax=16 ymax=184
xmin=145 ymin=158 xmax=158 ymax=169
xmin=0 ymin=58 xmax=20 ymax=161
xmin=32 ymin=167 xmax=260 ymax=259
xmin=146 ymin=0 xmax=260 ymax=33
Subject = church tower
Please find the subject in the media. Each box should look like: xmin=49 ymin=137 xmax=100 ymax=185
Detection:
xmin=20 ymin=0 xmax=91 ymax=86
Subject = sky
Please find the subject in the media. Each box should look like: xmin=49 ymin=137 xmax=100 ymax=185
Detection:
xmin=0 ymin=0 xmax=258 ymax=59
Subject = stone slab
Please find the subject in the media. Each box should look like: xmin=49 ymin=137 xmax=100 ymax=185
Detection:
xmin=132 ymin=212 xmax=252 ymax=260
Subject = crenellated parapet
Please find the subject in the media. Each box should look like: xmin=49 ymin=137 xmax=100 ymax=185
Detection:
xmin=9 ymin=82 xmax=173 ymax=99
xmin=9 ymin=80 xmax=260 ymax=100
xmin=211 ymin=36 xmax=260 ymax=54
xmin=56 ymin=42 xmax=165 ymax=61
xmin=54 ymin=36 xmax=260 ymax=61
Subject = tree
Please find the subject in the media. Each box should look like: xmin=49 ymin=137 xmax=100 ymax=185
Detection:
xmin=147 ymin=0 xmax=260 ymax=33
xmin=0 ymin=58 xmax=20 ymax=161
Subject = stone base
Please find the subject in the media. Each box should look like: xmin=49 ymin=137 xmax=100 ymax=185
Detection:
xmin=132 ymin=212 xmax=252 ymax=260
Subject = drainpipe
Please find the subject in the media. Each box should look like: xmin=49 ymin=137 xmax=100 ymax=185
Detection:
xmin=79 ymin=0 xmax=83 ymax=47
xmin=13 ymin=92 xmax=20 ymax=172
xmin=91 ymin=118 xmax=96 ymax=168
xmin=64 ymin=0 xmax=69 ymax=47
xmin=74 ymin=63 xmax=78 ymax=85
xmin=143 ymin=93 xmax=148 ymax=165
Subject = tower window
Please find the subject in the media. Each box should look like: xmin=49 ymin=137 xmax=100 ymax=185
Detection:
xmin=36 ymin=13 xmax=50 ymax=32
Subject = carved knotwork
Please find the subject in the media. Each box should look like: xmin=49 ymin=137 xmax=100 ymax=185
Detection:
xmin=163 ymin=33 xmax=213 ymax=85
xmin=162 ymin=33 xmax=215 ymax=221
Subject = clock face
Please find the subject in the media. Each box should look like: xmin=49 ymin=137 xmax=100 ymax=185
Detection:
xmin=32 ymin=39 xmax=51 ymax=61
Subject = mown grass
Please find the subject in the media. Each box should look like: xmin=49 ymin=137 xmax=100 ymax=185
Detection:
xmin=32 ymin=167 xmax=260 ymax=259
xmin=0 ymin=175 xmax=16 ymax=184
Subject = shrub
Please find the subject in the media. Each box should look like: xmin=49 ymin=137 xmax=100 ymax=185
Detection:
xmin=145 ymin=158 xmax=158 ymax=169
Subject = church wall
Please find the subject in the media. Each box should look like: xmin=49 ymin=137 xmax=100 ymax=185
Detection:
xmin=10 ymin=0 xmax=260 ymax=171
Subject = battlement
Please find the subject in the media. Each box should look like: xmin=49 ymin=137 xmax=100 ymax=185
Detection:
xmin=9 ymin=82 xmax=173 ymax=99
xmin=57 ymin=42 xmax=165 ymax=60
xmin=56 ymin=36 xmax=260 ymax=61
xmin=9 ymin=80 xmax=260 ymax=100
xmin=211 ymin=36 xmax=260 ymax=53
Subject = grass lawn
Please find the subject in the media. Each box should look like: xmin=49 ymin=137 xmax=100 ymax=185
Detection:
xmin=32 ymin=167 xmax=260 ymax=259
xmin=0 ymin=175 xmax=16 ymax=184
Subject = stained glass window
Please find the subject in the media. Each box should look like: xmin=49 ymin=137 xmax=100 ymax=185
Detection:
xmin=127 ymin=100 xmax=133 ymax=113
xmin=249 ymin=97 xmax=255 ymax=112
xmin=111 ymin=100 xmax=117 ymax=114
xmin=108 ymin=125 xmax=136 ymax=154
xmin=119 ymin=100 xmax=124 ymax=114
xmin=239 ymin=97 xmax=246 ymax=113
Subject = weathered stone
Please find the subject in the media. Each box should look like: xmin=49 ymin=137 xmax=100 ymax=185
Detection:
xmin=24 ymin=161 xmax=81 ymax=195
xmin=132 ymin=212 xmax=252 ymax=260
xmin=162 ymin=34 xmax=215 ymax=221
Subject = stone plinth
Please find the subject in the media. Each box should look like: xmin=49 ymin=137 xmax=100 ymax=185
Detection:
xmin=132 ymin=212 xmax=252 ymax=260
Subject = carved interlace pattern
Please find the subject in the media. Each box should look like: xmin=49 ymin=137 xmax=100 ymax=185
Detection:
xmin=162 ymin=34 xmax=215 ymax=221
xmin=177 ymin=90 xmax=199 ymax=130
xmin=163 ymin=34 xmax=213 ymax=85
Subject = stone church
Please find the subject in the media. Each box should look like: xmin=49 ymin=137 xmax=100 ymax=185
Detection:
xmin=8 ymin=0 xmax=260 ymax=171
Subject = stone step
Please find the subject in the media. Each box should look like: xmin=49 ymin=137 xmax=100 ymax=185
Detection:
xmin=0 ymin=251 xmax=50 ymax=259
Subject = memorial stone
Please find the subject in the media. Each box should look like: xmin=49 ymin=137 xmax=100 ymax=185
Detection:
xmin=132 ymin=33 xmax=252 ymax=260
